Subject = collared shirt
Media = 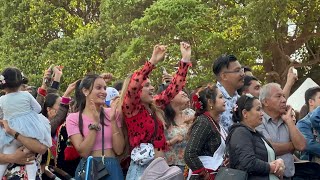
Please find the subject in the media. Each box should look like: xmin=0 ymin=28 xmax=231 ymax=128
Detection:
xmin=216 ymin=82 xmax=239 ymax=133
xmin=256 ymin=112 xmax=295 ymax=177
xmin=297 ymin=107 xmax=320 ymax=161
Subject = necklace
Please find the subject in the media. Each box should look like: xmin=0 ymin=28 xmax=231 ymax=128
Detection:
xmin=203 ymin=112 xmax=227 ymax=141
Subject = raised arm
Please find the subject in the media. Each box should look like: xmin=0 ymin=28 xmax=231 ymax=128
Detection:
xmin=51 ymin=66 xmax=63 ymax=90
xmin=122 ymin=45 xmax=167 ymax=118
xmin=283 ymin=67 xmax=298 ymax=99
xmin=154 ymin=42 xmax=191 ymax=109
xmin=36 ymin=68 xmax=51 ymax=108
xmin=282 ymin=106 xmax=306 ymax=151
xmin=50 ymin=80 xmax=77 ymax=135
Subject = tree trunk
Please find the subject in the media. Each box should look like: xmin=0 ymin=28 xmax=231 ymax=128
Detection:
xmin=262 ymin=42 xmax=290 ymax=86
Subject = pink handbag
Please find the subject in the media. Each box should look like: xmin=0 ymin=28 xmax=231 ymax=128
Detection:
xmin=141 ymin=157 xmax=183 ymax=180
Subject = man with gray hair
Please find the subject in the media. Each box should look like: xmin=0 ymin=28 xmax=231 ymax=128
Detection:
xmin=256 ymin=83 xmax=306 ymax=179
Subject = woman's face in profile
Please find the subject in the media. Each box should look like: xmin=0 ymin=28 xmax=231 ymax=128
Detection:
xmin=245 ymin=99 xmax=263 ymax=128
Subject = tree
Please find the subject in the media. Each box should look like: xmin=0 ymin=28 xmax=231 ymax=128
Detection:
xmin=244 ymin=0 xmax=320 ymax=85
xmin=0 ymin=0 xmax=319 ymax=93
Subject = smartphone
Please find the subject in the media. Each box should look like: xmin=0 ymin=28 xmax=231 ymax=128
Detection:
xmin=44 ymin=64 xmax=54 ymax=86
xmin=292 ymin=67 xmax=298 ymax=76
xmin=161 ymin=66 xmax=168 ymax=75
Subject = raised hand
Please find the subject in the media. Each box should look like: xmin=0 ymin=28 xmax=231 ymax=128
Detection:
xmin=63 ymin=80 xmax=79 ymax=97
xmin=52 ymin=65 xmax=63 ymax=82
xmin=110 ymin=100 xmax=117 ymax=122
xmin=281 ymin=105 xmax=295 ymax=125
xmin=100 ymin=73 xmax=113 ymax=83
xmin=180 ymin=42 xmax=191 ymax=62
xmin=286 ymin=66 xmax=298 ymax=85
xmin=149 ymin=45 xmax=167 ymax=65
xmin=42 ymin=69 xmax=52 ymax=88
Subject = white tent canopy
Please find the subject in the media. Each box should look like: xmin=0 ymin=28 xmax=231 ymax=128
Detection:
xmin=287 ymin=78 xmax=319 ymax=111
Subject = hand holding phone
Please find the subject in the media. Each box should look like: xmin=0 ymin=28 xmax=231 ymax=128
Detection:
xmin=292 ymin=67 xmax=298 ymax=76
xmin=161 ymin=66 xmax=168 ymax=75
xmin=44 ymin=65 xmax=54 ymax=86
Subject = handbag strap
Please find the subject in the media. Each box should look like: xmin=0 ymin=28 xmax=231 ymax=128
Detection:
xmin=101 ymin=108 xmax=105 ymax=163
xmin=78 ymin=109 xmax=105 ymax=175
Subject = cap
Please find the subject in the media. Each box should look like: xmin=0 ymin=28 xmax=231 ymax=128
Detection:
xmin=105 ymin=87 xmax=119 ymax=107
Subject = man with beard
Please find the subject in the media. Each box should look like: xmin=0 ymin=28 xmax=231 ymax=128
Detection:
xmin=212 ymin=54 xmax=245 ymax=132
xmin=257 ymin=83 xmax=306 ymax=180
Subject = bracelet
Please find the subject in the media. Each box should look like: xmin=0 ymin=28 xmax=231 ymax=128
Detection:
xmin=61 ymin=96 xmax=71 ymax=105
xmin=14 ymin=132 xmax=20 ymax=139
xmin=37 ymin=87 xmax=47 ymax=97
xmin=113 ymin=132 xmax=120 ymax=136
xmin=88 ymin=124 xmax=101 ymax=131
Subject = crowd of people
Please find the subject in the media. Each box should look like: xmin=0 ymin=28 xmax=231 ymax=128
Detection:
xmin=0 ymin=41 xmax=319 ymax=180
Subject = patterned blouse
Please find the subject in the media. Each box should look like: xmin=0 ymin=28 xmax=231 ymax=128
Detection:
xmin=165 ymin=124 xmax=189 ymax=166
xmin=4 ymin=155 xmax=42 ymax=180
xmin=184 ymin=114 xmax=222 ymax=172
xmin=122 ymin=60 xmax=191 ymax=151
xmin=217 ymin=82 xmax=239 ymax=133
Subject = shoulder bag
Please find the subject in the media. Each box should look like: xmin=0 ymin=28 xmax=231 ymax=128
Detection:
xmin=79 ymin=121 xmax=109 ymax=180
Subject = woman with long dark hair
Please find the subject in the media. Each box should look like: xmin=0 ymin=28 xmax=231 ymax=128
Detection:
xmin=66 ymin=74 xmax=125 ymax=179
xmin=157 ymin=84 xmax=193 ymax=172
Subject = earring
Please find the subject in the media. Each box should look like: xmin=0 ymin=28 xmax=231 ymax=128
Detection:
xmin=84 ymin=94 xmax=88 ymax=97
xmin=210 ymin=106 xmax=213 ymax=110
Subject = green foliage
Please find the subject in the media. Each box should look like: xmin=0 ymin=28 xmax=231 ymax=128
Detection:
xmin=0 ymin=0 xmax=319 ymax=93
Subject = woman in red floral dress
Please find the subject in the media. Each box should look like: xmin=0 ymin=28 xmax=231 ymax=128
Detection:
xmin=121 ymin=42 xmax=192 ymax=180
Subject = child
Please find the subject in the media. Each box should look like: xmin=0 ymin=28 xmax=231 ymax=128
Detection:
xmin=0 ymin=67 xmax=52 ymax=180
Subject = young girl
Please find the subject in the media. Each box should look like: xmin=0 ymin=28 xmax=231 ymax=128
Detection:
xmin=66 ymin=74 xmax=125 ymax=180
xmin=0 ymin=67 xmax=52 ymax=180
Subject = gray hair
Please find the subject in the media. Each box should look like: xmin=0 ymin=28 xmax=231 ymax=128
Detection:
xmin=259 ymin=83 xmax=281 ymax=102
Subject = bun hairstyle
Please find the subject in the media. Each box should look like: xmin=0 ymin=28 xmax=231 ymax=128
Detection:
xmin=187 ymin=84 xmax=218 ymax=139
xmin=192 ymin=84 xmax=218 ymax=116
xmin=232 ymin=94 xmax=258 ymax=123
xmin=0 ymin=67 xmax=24 ymax=90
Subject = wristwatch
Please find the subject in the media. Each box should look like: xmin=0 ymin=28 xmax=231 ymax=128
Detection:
xmin=88 ymin=123 xmax=101 ymax=131
xmin=14 ymin=132 xmax=20 ymax=139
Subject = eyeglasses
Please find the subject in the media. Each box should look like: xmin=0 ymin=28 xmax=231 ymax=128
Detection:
xmin=224 ymin=68 xmax=244 ymax=74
